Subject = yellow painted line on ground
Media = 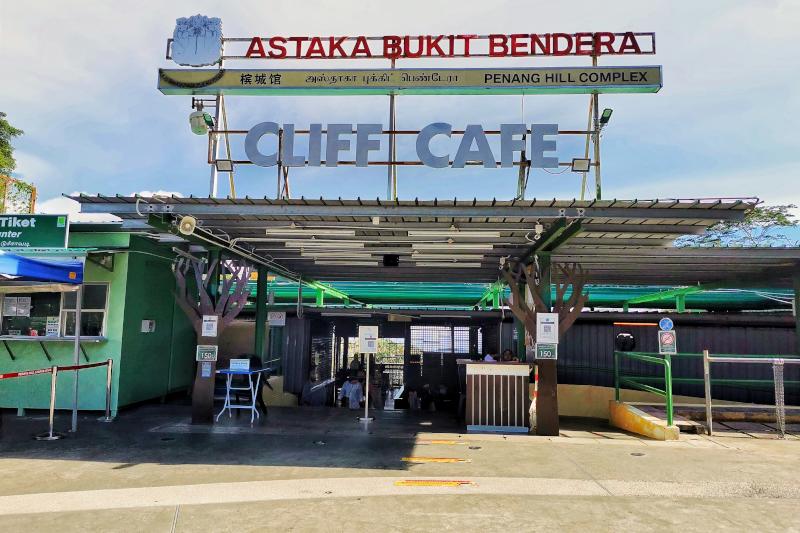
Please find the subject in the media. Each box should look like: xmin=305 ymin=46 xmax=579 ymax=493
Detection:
xmin=394 ymin=479 xmax=476 ymax=487
xmin=416 ymin=439 xmax=462 ymax=445
xmin=401 ymin=456 xmax=472 ymax=463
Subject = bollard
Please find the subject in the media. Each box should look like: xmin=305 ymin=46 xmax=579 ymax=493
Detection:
xmin=98 ymin=359 xmax=114 ymax=423
xmin=703 ymin=349 xmax=713 ymax=436
xmin=35 ymin=366 xmax=64 ymax=441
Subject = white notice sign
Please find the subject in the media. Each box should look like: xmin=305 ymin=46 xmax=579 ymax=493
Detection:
xmin=536 ymin=312 xmax=559 ymax=344
xmin=358 ymin=325 xmax=379 ymax=354
xmin=202 ymin=315 xmax=218 ymax=338
xmin=15 ymin=297 xmax=31 ymax=317
xmin=3 ymin=297 xmax=17 ymax=317
xmin=268 ymin=311 xmax=286 ymax=326
xmin=45 ymin=316 xmax=60 ymax=337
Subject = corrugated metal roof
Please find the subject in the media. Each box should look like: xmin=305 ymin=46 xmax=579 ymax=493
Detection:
xmin=68 ymin=195 xmax=799 ymax=286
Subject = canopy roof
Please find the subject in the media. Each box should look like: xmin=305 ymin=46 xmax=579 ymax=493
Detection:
xmin=72 ymin=195 xmax=799 ymax=287
xmin=0 ymin=250 xmax=83 ymax=285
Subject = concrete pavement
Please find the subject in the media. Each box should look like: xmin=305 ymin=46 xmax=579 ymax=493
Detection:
xmin=0 ymin=405 xmax=798 ymax=531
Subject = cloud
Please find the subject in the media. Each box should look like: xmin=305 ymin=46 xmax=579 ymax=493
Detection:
xmin=36 ymin=196 xmax=121 ymax=223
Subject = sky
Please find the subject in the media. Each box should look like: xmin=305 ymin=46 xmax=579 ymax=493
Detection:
xmin=1 ymin=0 xmax=799 ymax=218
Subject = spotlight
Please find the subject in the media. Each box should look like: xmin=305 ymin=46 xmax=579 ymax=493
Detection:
xmin=599 ymin=108 xmax=613 ymax=127
xmin=570 ymin=158 xmax=591 ymax=173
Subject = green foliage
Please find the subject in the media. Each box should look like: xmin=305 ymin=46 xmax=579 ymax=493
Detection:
xmin=677 ymin=204 xmax=798 ymax=247
xmin=0 ymin=112 xmax=24 ymax=176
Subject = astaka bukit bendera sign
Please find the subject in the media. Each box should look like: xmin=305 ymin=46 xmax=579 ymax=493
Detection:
xmin=240 ymin=32 xmax=655 ymax=60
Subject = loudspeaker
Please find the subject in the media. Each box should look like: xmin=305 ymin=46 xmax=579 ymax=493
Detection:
xmin=382 ymin=254 xmax=399 ymax=267
xmin=178 ymin=216 xmax=197 ymax=235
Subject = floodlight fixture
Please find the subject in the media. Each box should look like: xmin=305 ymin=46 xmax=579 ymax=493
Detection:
xmin=215 ymin=159 xmax=234 ymax=172
xmin=570 ymin=158 xmax=591 ymax=173
xmin=599 ymin=108 xmax=613 ymax=127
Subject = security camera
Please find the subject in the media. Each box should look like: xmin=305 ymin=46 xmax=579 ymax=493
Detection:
xmin=189 ymin=110 xmax=214 ymax=135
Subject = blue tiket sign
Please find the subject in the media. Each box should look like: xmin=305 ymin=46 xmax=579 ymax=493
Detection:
xmin=659 ymin=317 xmax=674 ymax=331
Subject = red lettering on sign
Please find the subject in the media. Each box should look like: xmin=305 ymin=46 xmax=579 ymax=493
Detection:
xmin=592 ymin=32 xmax=615 ymax=55
xmin=329 ymin=36 xmax=348 ymax=57
xmin=531 ymin=34 xmax=550 ymax=55
xmin=510 ymin=34 xmax=527 ymax=56
xmin=351 ymin=36 xmax=372 ymax=57
xmin=268 ymin=36 xmax=287 ymax=58
xmin=426 ymin=35 xmax=445 ymax=56
xmin=618 ymin=32 xmax=641 ymax=54
xmin=552 ymin=33 xmax=573 ymax=55
xmin=446 ymin=35 xmax=455 ymax=56
xmin=457 ymin=34 xmax=476 ymax=56
xmin=288 ymin=36 xmax=308 ymax=57
xmin=305 ymin=37 xmax=326 ymax=58
xmin=488 ymin=34 xmax=508 ymax=57
xmin=383 ymin=35 xmax=402 ymax=59
xmin=403 ymin=36 xmax=424 ymax=58
xmin=574 ymin=32 xmax=593 ymax=55
xmin=245 ymin=37 xmax=267 ymax=58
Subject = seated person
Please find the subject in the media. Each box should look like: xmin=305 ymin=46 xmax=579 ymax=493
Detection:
xmin=301 ymin=369 xmax=328 ymax=407
xmin=338 ymin=374 xmax=364 ymax=410
xmin=500 ymin=349 xmax=518 ymax=362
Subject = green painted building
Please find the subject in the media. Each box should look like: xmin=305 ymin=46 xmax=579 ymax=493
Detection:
xmin=0 ymin=229 xmax=196 ymax=415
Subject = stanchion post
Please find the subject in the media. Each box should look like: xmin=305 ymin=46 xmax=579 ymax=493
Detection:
xmin=703 ymin=349 xmax=713 ymax=436
xmin=35 ymin=366 xmax=64 ymax=441
xmin=359 ymin=353 xmax=374 ymax=424
xmin=99 ymin=359 xmax=114 ymax=423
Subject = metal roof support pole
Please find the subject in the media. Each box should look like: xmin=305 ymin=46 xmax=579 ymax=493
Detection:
xmin=209 ymin=94 xmax=221 ymax=198
xmin=675 ymin=294 xmax=686 ymax=313
xmin=535 ymin=252 xmax=559 ymax=436
xmin=315 ymin=289 xmax=324 ymax=307
xmin=254 ymin=266 xmax=268 ymax=360
xmin=794 ymin=273 xmax=800 ymax=355
xmin=592 ymin=92 xmax=601 ymax=200
xmin=387 ymin=59 xmax=397 ymax=201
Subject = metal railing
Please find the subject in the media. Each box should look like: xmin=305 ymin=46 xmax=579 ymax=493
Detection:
xmin=703 ymin=349 xmax=800 ymax=438
xmin=0 ymin=359 xmax=114 ymax=441
xmin=614 ymin=351 xmax=673 ymax=426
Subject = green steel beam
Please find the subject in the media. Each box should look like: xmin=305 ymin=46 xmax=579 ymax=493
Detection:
xmin=626 ymin=285 xmax=705 ymax=305
xmin=517 ymin=219 xmax=583 ymax=264
xmin=675 ymin=293 xmax=686 ymax=313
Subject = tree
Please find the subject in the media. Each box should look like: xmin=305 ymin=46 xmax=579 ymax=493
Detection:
xmin=0 ymin=112 xmax=23 ymax=176
xmin=676 ymin=204 xmax=798 ymax=247
xmin=173 ymin=255 xmax=254 ymax=423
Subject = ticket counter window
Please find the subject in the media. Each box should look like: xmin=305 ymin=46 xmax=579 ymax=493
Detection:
xmin=61 ymin=283 xmax=109 ymax=337
xmin=1 ymin=293 xmax=61 ymax=336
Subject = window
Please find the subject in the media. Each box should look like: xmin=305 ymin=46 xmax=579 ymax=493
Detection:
xmin=61 ymin=284 xmax=109 ymax=337
xmin=0 ymin=292 xmax=61 ymax=336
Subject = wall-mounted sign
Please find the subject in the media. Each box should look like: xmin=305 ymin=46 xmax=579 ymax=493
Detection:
xmin=2 ymin=296 xmax=31 ymax=317
xmin=658 ymin=330 xmax=677 ymax=355
xmin=196 ymin=344 xmax=219 ymax=362
xmin=358 ymin=325 xmax=379 ymax=354
xmin=535 ymin=343 xmax=558 ymax=360
xmin=268 ymin=311 xmax=286 ymax=326
xmin=201 ymin=315 xmax=218 ymax=337
xmin=536 ymin=312 xmax=559 ymax=344
xmin=141 ymin=319 xmax=156 ymax=333
xmin=0 ymin=215 xmax=68 ymax=249
xmin=170 ymin=31 xmax=655 ymax=62
xmin=159 ymin=66 xmax=662 ymax=96
xmin=659 ymin=317 xmax=673 ymax=331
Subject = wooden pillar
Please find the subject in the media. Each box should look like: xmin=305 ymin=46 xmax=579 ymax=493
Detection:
xmin=535 ymin=252 xmax=559 ymax=436
xmin=192 ymin=249 xmax=221 ymax=425
xmin=254 ymin=266 xmax=268 ymax=359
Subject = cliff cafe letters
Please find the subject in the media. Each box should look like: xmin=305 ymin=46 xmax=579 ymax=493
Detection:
xmin=245 ymin=122 xmax=561 ymax=169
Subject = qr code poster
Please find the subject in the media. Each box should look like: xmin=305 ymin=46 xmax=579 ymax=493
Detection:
xmin=536 ymin=313 xmax=559 ymax=344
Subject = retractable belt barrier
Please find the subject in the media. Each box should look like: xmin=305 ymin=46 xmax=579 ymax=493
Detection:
xmin=0 ymin=359 xmax=114 ymax=441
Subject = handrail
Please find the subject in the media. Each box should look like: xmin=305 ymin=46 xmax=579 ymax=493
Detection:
xmin=702 ymin=349 xmax=798 ymax=438
xmin=614 ymin=350 xmax=673 ymax=426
